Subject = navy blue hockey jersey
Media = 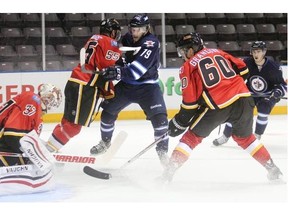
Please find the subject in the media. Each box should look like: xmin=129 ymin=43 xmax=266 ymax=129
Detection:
xmin=244 ymin=57 xmax=286 ymax=96
xmin=120 ymin=32 xmax=161 ymax=85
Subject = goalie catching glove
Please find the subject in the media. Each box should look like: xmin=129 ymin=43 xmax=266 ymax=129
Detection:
xmin=100 ymin=65 xmax=122 ymax=81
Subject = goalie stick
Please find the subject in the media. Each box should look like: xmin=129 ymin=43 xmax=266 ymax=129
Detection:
xmin=83 ymin=131 xmax=170 ymax=179
xmin=83 ymin=131 xmax=128 ymax=180
xmin=96 ymin=131 xmax=128 ymax=164
xmin=0 ymin=151 xmax=97 ymax=165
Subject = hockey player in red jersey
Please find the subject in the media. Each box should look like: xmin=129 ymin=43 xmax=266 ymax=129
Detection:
xmin=163 ymin=33 xmax=282 ymax=182
xmin=47 ymin=18 xmax=122 ymax=152
xmin=0 ymin=83 xmax=62 ymax=195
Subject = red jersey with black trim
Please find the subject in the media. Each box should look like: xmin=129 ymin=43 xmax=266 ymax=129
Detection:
xmin=68 ymin=34 xmax=121 ymax=99
xmin=70 ymin=34 xmax=121 ymax=83
xmin=0 ymin=92 xmax=43 ymax=149
xmin=180 ymin=48 xmax=250 ymax=111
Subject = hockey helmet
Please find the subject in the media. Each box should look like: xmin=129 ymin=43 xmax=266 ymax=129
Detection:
xmin=100 ymin=18 xmax=121 ymax=41
xmin=176 ymin=32 xmax=204 ymax=57
xmin=38 ymin=83 xmax=62 ymax=113
xmin=129 ymin=14 xmax=150 ymax=28
xmin=250 ymin=41 xmax=267 ymax=54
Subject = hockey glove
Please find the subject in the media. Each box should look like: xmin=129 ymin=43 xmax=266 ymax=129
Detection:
xmin=101 ymin=66 xmax=122 ymax=81
xmin=115 ymin=57 xmax=126 ymax=67
xmin=268 ymin=89 xmax=282 ymax=103
xmin=168 ymin=117 xmax=187 ymax=137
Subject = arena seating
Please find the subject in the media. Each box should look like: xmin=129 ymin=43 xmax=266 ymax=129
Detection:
xmin=45 ymin=60 xmax=63 ymax=71
xmin=216 ymin=24 xmax=237 ymax=41
xmin=20 ymin=13 xmax=41 ymax=27
xmin=17 ymin=61 xmax=40 ymax=71
xmin=0 ymin=13 xmax=287 ymax=71
xmin=0 ymin=45 xmax=18 ymax=62
xmin=16 ymin=44 xmax=38 ymax=62
xmin=0 ymin=61 xmax=16 ymax=71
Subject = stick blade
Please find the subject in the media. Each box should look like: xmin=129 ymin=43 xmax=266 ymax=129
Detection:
xmin=83 ymin=166 xmax=111 ymax=180
xmin=96 ymin=131 xmax=128 ymax=164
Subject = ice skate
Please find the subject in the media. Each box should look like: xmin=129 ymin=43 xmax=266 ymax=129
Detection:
xmin=90 ymin=140 xmax=111 ymax=155
xmin=212 ymin=134 xmax=229 ymax=146
xmin=266 ymin=165 xmax=283 ymax=181
xmin=264 ymin=159 xmax=283 ymax=181
xmin=254 ymin=133 xmax=261 ymax=140
xmin=158 ymin=162 xmax=179 ymax=183
xmin=156 ymin=150 xmax=169 ymax=169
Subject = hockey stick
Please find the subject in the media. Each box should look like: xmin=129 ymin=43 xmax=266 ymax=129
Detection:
xmin=83 ymin=131 xmax=128 ymax=180
xmin=251 ymin=94 xmax=287 ymax=100
xmin=119 ymin=131 xmax=170 ymax=169
xmin=119 ymin=46 xmax=141 ymax=53
xmin=0 ymin=152 xmax=96 ymax=165
xmin=96 ymin=131 xmax=128 ymax=164
xmin=83 ymin=131 xmax=170 ymax=179
xmin=83 ymin=166 xmax=111 ymax=180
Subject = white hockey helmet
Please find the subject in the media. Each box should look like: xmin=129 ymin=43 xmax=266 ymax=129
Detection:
xmin=38 ymin=83 xmax=62 ymax=113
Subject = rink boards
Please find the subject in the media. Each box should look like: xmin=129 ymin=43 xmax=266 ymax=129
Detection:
xmin=0 ymin=67 xmax=287 ymax=122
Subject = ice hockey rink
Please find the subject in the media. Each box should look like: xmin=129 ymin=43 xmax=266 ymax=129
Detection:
xmin=0 ymin=114 xmax=287 ymax=215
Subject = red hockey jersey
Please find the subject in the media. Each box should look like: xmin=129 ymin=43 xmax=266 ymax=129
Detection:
xmin=69 ymin=34 xmax=121 ymax=98
xmin=180 ymin=48 xmax=250 ymax=111
xmin=0 ymin=91 xmax=43 ymax=151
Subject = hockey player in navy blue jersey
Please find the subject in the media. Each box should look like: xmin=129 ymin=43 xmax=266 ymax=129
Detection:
xmin=213 ymin=41 xmax=287 ymax=145
xmin=90 ymin=14 xmax=169 ymax=167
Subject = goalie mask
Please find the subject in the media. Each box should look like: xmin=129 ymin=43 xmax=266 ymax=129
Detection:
xmin=38 ymin=83 xmax=62 ymax=113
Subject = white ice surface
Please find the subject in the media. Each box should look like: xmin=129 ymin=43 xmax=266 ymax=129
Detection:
xmin=1 ymin=115 xmax=287 ymax=216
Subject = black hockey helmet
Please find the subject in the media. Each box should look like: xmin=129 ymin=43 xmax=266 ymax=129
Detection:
xmin=250 ymin=41 xmax=267 ymax=53
xmin=176 ymin=32 xmax=204 ymax=57
xmin=129 ymin=14 xmax=150 ymax=29
xmin=100 ymin=18 xmax=121 ymax=41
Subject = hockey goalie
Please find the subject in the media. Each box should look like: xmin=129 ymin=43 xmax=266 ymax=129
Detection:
xmin=0 ymin=83 xmax=62 ymax=195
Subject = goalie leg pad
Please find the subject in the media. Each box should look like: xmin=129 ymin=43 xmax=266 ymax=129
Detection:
xmin=20 ymin=130 xmax=55 ymax=171
xmin=0 ymin=164 xmax=55 ymax=196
